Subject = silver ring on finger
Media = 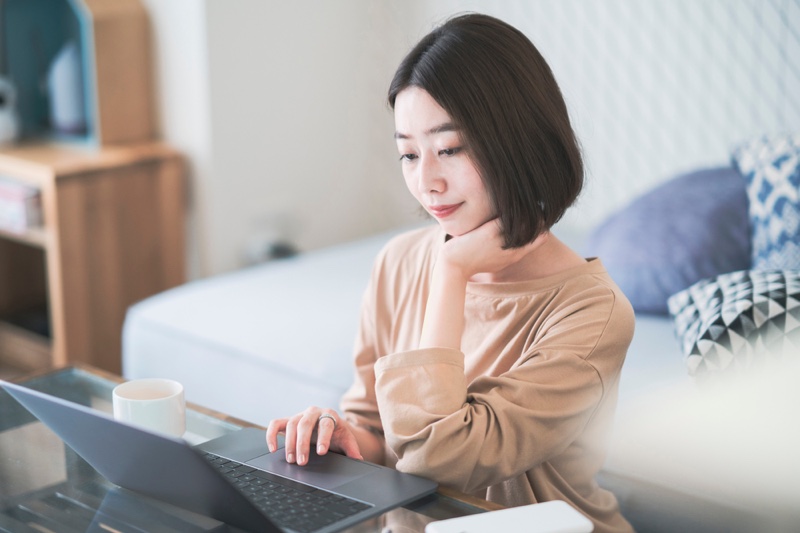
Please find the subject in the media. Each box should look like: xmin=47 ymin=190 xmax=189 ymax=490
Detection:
xmin=318 ymin=413 xmax=337 ymax=430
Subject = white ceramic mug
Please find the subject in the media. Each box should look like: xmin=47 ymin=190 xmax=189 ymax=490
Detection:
xmin=112 ymin=378 xmax=186 ymax=437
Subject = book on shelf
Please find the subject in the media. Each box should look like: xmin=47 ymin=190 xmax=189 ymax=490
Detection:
xmin=0 ymin=177 xmax=42 ymax=234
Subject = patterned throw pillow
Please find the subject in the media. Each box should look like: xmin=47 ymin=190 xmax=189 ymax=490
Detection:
xmin=732 ymin=133 xmax=800 ymax=270
xmin=668 ymin=270 xmax=800 ymax=378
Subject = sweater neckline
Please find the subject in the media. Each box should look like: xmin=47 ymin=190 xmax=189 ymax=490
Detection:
xmin=427 ymin=226 xmax=606 ymax=298
xmin=465 ymin=258 xmax=606 ymax=297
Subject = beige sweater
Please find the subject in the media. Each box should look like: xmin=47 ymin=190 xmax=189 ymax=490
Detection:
xmin=341 ymin=226 xmax=635 ymax=533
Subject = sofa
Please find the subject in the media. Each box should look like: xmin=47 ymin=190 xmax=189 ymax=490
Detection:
xmin=123 ymin=137 xmax=800 ymax=531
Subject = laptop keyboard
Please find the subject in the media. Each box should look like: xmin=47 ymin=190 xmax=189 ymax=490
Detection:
xmin=203 ymin=452 xmax=372 ymax=533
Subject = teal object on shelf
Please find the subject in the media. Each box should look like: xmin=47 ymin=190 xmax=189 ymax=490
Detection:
xmin=1 ymin=0 xmax=95 ymax=143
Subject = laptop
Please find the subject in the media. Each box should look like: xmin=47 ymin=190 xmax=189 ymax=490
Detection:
xmin=1 ymin=380 xmax=437 ymax=533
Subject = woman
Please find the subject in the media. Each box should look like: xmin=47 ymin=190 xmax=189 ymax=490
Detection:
xmin=268 ymin=13 xmax=634 ymax=533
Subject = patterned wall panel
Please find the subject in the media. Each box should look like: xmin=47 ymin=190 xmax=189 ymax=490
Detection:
xmin=414 ymin=0 xmax=800 ymax=230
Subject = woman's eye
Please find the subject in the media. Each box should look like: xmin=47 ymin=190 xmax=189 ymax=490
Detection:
xmin=439 ymin=147 xmax=462 ymax=156
xmin=399 ymin=153 xmax=418 ymax=162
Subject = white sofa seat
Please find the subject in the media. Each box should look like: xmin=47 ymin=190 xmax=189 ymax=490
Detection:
xmin=123 ymin=231 xmax=393 ymax=426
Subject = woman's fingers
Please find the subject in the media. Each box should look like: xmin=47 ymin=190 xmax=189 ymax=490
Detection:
xmin=267 ymin=407 xmax=363 ymax=466
xmin=282 ymin=407 xmax=329 ymax=466
xmin=284 ymin=415 xmax=299 ymax=463
xmin=265 ymin=418 xmax=287 ymax=453
xmin=337 ymin=431 xmax=365 ymax=461
xmin=443 ymin=218 xmax=552 ymax=278
xmin=315 ymin=411 xmax=337 ymax=455
xmin=294 ymin=408 xmax=321 ymax=465
xmin=317 ymin=411 xmax=364 ymax=461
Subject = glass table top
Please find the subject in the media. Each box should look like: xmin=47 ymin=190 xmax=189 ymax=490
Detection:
xmin=0 ymin=365 xmax=492 ymax=532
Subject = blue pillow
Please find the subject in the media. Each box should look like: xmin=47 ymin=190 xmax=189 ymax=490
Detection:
xmin=584 ymin=167 xmax=751 ymax=315
xmin=731 ymin=133 xmax=800 ymax=270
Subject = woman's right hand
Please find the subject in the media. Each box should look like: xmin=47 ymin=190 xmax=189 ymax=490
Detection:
xmin=440 ymin=218 xmax=550 ymax=280
xmin=266 ymin=407 xmax=364 ymax=466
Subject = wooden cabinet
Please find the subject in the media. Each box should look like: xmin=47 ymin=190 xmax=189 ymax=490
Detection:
xmin=0 ymin=142 xmax=185 ymax=374
xmin=0 ymin=0 xmax=184 ymax=374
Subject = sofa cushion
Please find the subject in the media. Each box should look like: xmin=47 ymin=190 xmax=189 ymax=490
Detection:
xmin=667 ymin=269 xmax=800 ymax=378
xmin=732 ymin=133 xmax=800 ymax=270
xmin=584 ymin=167 xmax=751 ymax=315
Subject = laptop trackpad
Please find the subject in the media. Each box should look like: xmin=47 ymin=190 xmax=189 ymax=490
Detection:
xmin=247 ymin=451 xmax=378 ymax=490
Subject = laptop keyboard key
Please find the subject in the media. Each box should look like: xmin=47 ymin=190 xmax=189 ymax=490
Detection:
xmin=203 ymin=452 xmax=372 ymax=532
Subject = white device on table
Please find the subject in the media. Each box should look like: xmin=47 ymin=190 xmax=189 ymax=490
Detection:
xmin=425 ymin=500 xmax=594 ymax=533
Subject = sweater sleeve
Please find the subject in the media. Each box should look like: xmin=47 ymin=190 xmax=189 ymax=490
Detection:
xmin=340 ymin=228 xmax=435 ymax=438
xmin=339 ymin=251 xmax=387 ymax=441
xmin=373 ymin=293 xmax=623 ymax=493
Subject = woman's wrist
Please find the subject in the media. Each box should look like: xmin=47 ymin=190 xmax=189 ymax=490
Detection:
xmin=419 ymin=259 xmax=468 ymax=349
xmin=432 ymin=253 xmax=471 ymax=286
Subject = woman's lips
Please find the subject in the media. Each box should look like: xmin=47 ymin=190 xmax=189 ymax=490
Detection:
xmin=428 ymin=203 xmax=462 ymax=218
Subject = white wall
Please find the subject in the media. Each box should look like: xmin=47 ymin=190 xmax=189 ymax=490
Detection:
xmin=143 ymin=0 xmax=423 ymax=276
xmin=408 ymin=0 xmax=800 ymax=230
xmin=139 ymin=0 xmax=212 ymax=278
xmin=142 ymin=0 xmax=800 ymax=278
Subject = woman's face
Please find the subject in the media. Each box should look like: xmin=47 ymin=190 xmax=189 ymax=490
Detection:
xmin=394 ymin=87 xmax=494 ymax=237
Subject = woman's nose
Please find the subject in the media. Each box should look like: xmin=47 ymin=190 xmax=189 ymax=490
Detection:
xmin=418 ymin=155 xmax=445 ymax=194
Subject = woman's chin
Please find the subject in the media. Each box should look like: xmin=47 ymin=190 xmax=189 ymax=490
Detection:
xmin=437 ymin=220 xmax=484 ymax=237
xmin=436 ymin=222 xmax=467 ymax=237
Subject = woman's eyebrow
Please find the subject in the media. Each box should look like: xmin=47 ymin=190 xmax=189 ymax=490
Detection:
xmin=394 ymin=122 xmax=458 ymax=140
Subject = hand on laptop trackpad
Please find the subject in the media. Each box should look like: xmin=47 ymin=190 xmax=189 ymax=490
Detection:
xmin=247 ymin=450 xmax=378 ymax=490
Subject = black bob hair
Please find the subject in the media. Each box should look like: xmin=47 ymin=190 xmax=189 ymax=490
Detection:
xmin=388 ymin=13 xmax=584 ymax=248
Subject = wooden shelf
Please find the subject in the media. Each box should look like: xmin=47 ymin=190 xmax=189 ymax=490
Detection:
xmin=0 ymin=142 xmax=186 ymax=374
xmin=0 ymin=141 xmax=181 ymax=181
xmin=0 ymin=226 xmax=48 ymax=249
xmin=0 ymin=320 xmax=51 ymax=372
xmin=0 ymin=1 xmax=184 ymax=374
